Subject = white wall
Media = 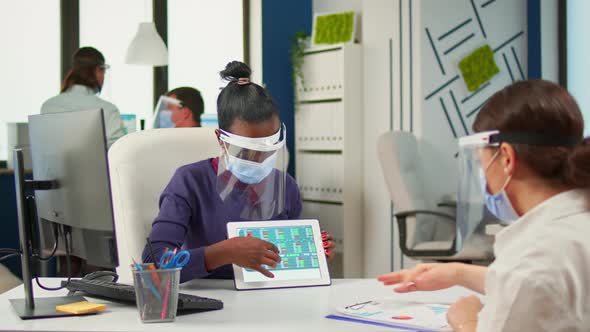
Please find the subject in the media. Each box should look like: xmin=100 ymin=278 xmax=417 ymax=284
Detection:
xmin=168 ymin=0 xmax=244 ymax=116
xmin=540 ymin=0 xmax=559 ymax=83
xmin=343 ymin=0 xmax=530 ymax=277
xmin=361 ymin=0 xmax=398 ymax=277
xmin=313 ymin=0 xmax=361 ymax=14
xmin=315 ymin=0 xmax=551 ymax=277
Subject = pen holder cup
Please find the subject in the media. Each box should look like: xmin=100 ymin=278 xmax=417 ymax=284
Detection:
xmin=132 ymin=264 xmax=181 ymax=323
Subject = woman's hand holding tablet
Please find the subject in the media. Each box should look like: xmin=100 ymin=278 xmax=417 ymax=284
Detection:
xmin=227 ymin=219 xmax=332 ymax=290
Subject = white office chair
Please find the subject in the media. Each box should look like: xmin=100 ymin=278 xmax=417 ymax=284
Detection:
xmin=377 ymin=131 xmax=494 ymax=262
xmin=108 ymin=128 xmax=220 ymax=283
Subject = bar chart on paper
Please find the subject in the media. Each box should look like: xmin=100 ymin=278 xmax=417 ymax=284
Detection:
xmin=238 ymin=226 xmax=320 ymax=271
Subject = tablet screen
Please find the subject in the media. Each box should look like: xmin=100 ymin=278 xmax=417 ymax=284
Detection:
xmin=236 ymin=226 xmax=322 ymax=282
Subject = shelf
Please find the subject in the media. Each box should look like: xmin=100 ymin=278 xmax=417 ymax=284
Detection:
xmin=296 ymin=149 xmax=343 ymax=153
xmin=303 ymin=44 xmax=344 ymax=55
xmin=296 ymin=101 xmax=344 ymax=151
xmin=297 ymin=98 xmax=343 ymax=104
xmin=296 ymin=153 xmax=343 ymax=202
xmin=296 ymin=49 xmax=344 ymax=101
xmin=295 ymin=44 xmax=363 ymax=277
xmin=302 ymin=201 xmax=344 ymax=254
xmin=302 ymin=199 xmax=343 ymax=206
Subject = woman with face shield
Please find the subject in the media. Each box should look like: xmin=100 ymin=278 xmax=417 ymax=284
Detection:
xmin=377 ymin=80 xmax=590 ymax=331
xmin=142 ymin=61 xmax=336 ymax=283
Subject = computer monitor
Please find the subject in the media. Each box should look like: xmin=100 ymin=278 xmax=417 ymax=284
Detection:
xmin=29 ymin=109 xmax=118 ymax=268
xmin=10 ymin=109 xmax=118 ymax=319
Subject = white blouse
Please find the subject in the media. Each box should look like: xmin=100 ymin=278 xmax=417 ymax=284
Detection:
xmin=478 ymin=189 xmax=590 ymax=331
xmin=41 ymin=85 xmax=125 ymax=148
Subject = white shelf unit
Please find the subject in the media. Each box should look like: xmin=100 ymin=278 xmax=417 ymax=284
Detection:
xmin=295 ymin=44 xmax=363 ymax=278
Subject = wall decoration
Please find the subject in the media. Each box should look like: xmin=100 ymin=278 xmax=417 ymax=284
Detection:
xmin=419 ymin=0 xmax=527 ymax=140
xmin=458 ymin=45 xmax=499 ymax=92
xmin=312 ymin=11 xmax=356 ymax=45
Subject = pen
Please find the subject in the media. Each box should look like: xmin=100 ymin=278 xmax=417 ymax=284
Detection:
xmin=161 ymin=248 xmax=177 ymax=319
xmin=161 ymin=275 xmax=172 ymax=319
xmin=146 ymin=237 xmax=159 ymax=268
xmin=148 ymin=264 xmax=161 ymax=287
xmin=133 ymin=259 xmax=162 ymax=303
xmin=131 ymin=258 xmax=147 ymax=319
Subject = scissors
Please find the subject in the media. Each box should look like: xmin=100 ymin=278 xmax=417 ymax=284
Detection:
xmin=159 ymin=249 xmax=190 ymax=269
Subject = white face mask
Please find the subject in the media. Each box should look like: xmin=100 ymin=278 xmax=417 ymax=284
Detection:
xmin=478 ymin=151 xmax=519 ymax=223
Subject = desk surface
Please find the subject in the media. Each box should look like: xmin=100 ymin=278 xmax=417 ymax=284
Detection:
xmin=1 ymin=278 xmax=472 ymax=331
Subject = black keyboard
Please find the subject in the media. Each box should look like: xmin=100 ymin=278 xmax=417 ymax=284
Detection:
xmin=63 ymin=278 xmax=223 ymax=312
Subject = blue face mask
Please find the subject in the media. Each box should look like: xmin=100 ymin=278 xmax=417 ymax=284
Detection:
xmin=158 ymin=110 xmax=174 ymax=128
xmin=478 ymin=163 xmax=519 ymax=223
xmin=226 ymin=153 xmax=277 ymax=184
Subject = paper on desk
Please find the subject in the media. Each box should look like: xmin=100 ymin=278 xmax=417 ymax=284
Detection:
xmin=332 ymin=299 xmax=452 ymax=332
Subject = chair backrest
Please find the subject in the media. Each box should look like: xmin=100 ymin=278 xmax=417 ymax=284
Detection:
xmin=377 ymin=131 xmax=455 ymax=250
xmin=377 ymin=131 xmax=495 ymax=262
xmin=108 ymin=128 xmax=219 ymax=282
xmin=377 ymin=131 xmax=425 ymax=212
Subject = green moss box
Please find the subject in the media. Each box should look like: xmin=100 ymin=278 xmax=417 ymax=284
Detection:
xmin=459 ymin=45 xmax=499 ymax=92
xmin=313 ymin=11 xmax=355 ymax=45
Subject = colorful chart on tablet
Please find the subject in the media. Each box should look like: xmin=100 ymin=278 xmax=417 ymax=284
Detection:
xmin=237 ymin=226 xmax=322 ymax=282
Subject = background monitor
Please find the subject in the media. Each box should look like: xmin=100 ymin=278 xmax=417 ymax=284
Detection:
xmin=28 ymin=109 xmax=118 ymax=268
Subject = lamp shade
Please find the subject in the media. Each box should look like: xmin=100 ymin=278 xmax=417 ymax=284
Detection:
xmin=125 ymin=22 xmax=168 ymax=66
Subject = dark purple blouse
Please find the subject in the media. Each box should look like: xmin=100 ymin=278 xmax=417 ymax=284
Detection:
xmin=142 ymin=158 xmax=302 ymax=282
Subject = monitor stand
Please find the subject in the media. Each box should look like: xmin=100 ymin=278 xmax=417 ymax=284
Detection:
xmin=10 ymin=296 xmax=94 ymax=320
xmin=9 ymin=149 xmax=88 ymax=320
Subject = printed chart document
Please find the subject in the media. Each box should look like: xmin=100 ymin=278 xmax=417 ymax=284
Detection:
xmin=328 ymin=299 xmax=453 ymax=331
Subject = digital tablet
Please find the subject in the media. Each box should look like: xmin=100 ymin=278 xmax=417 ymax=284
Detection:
xmin=226 ymin=219 xmax=332 ymax=290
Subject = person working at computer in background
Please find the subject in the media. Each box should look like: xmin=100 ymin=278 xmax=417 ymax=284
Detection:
xmin=143 ymin=61 xmax=336 ymax=283
xmin=154 ymin=87 xmax=204 ymax=128
xmin=378 ymin=80 xmax=590 ymax=332
xmin=41 ymin=47 xmax=125 ymax=148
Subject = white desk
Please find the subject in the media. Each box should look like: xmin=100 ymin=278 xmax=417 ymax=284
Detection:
xmin=0 ymin=279 xmax=473 ymax=331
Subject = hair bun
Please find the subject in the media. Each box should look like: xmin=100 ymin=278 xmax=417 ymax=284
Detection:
xmin=220 ymin=61 xmax=252 ymax=82
xmin=565 ymin=137 xmax=590 ymax=187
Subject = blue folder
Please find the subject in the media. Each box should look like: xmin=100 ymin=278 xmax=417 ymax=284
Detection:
xmin=325 ymin=314 xmax=440 ymax=332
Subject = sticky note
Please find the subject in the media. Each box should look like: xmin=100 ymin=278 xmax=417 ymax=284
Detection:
xmin=56 ymin=301 xmax=107 ymax=315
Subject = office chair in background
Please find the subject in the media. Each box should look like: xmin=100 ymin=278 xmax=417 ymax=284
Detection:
xmin=377 ymin=131 xmax=495 ymax=264
xmin=108 ymin=128 xmax=219 ymax=283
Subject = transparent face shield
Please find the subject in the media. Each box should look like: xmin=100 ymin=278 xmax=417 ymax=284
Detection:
xmin=94 ymin=63 xmax=110 ymax=94
xmin=217 ymin=123 xmax=288 ymax=220
xmin=455 ymin=131 xmax=499 ymax=251
xmin=152 ymin=95 xmax=183 ymax=128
